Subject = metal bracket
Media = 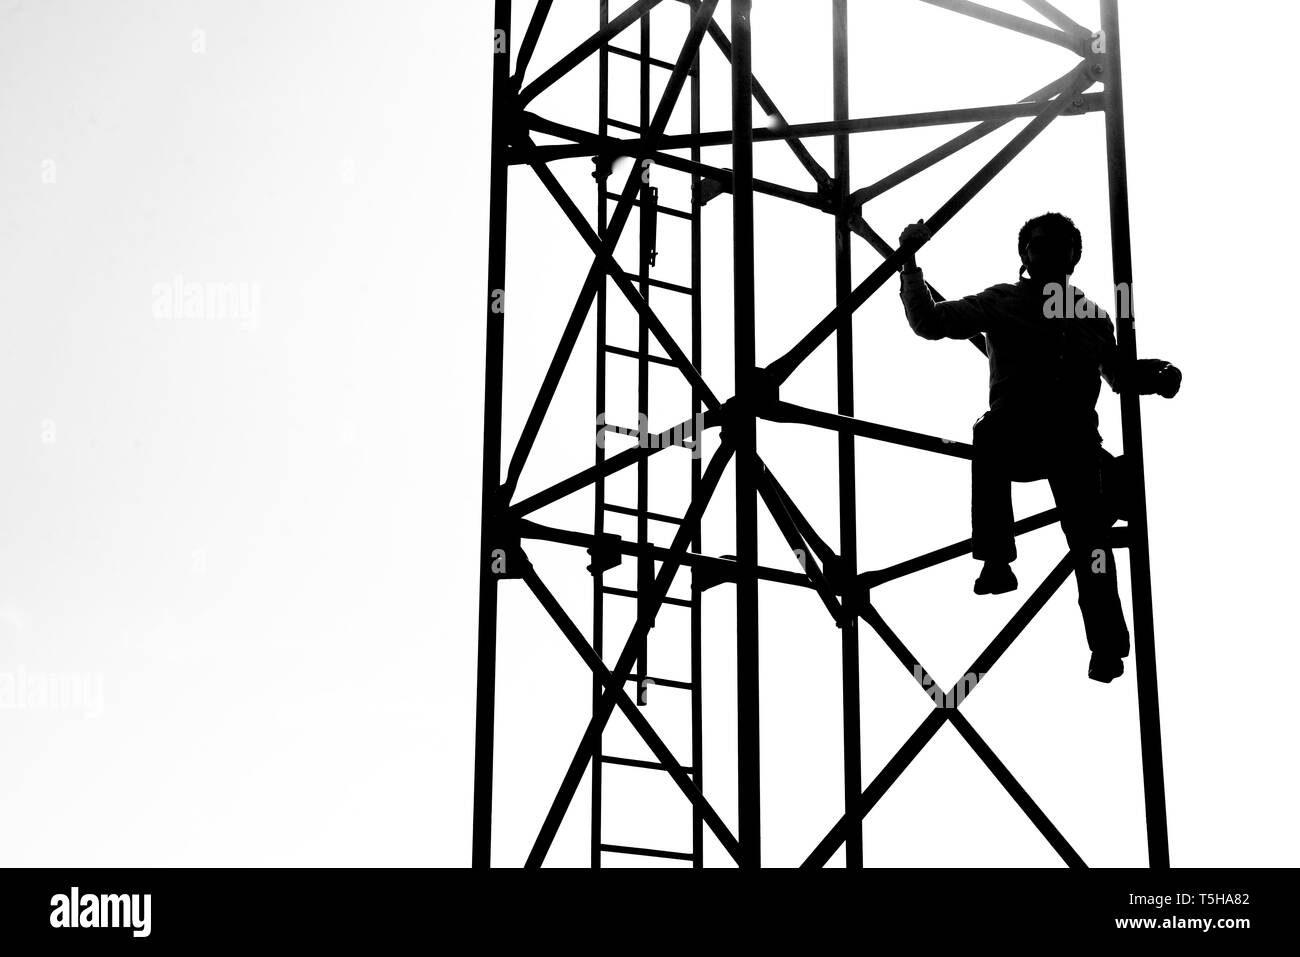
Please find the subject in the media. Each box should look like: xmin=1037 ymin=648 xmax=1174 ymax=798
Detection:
xmin=694 ymin=176 xmax=727 ymax=207
xmin=485 ymin=518 xmax=532 ymax=581
xmin=695 ymin=555 xmax=738 ymax=593
xmin=586 ymin=531 xmax=626 ymax=575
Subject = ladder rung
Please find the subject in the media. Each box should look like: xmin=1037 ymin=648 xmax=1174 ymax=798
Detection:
xmin=605 ymin=45 xmax=679 ymax=72
xmin=604 ymin=502 xmax=685 ymax=525
xmin=603 ymin=344 xmax=678 ymax=367
xmin=600 ymin=843 xmax=694 ymax=862
xmin=601 ymin=585 xmax=692 ymax=609
xmin=623 ymin=674 xmax=693 ymax=691
xmin=601 ymin=191 xmax=693 ymax=221
xmin=607 ymin=118 xmax=641 ymax=134
xmin=601 ymin=755 xmax=694 ymax=773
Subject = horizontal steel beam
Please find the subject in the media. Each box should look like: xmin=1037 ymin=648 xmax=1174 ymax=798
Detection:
xmin=522 ymin=93 xmax=1103 ymax=162
xmin=520 ymin=115 xmax=826 ymax=210
xmin=767 ymin=399 xmax=973 ymax=460
xmin=517 ymin=519 xmax=814 ymax=590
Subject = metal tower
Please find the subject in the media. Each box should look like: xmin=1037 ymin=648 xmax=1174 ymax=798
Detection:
xmin=474 ymin=0 xmax=1170 ymax=868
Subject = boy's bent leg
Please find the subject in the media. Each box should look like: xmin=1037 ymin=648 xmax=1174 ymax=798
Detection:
xmin=972 ymin=411 xmax=1018 ymax=564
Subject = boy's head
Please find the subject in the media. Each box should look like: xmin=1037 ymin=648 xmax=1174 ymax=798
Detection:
xmin=1018 ymin=212 xmax=1082 ymax=281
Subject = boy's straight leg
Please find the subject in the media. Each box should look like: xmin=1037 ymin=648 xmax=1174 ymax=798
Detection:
xmin=1047 ymin=430 xmax=1131 ymax=659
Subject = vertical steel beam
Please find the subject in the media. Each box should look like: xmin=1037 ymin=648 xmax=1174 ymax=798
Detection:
xmin=636 ymin=8 xmax=653 ymax=701
xmin=731 ymin=0 xmax=761 ymax=869
xmin=688 ymin=0 xmax=705 ymax=870
xmin=591 ymin=0 xmax=610 ymax=871
xmin=1100 ymin=0 xmax=1170 ymax=868
xmin=831 ymin=0 xmax=863 ymax=871
xmin=472 ymin=0 xmax=513 ymax=869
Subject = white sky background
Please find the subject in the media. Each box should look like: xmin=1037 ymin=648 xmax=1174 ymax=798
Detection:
xmin=0 ymin=0 xmax=1294 ymax=867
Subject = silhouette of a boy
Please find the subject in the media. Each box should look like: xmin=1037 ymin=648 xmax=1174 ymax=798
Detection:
xmin=898 ymin=213 xmax=1181 ymax=682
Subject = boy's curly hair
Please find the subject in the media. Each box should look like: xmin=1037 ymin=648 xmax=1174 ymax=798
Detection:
xmin=1018 ymin=212 xmax=1082 ymax=270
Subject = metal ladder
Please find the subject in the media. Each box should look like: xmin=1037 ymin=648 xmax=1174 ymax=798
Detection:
xmin=591 ymin=0 xmax=706 ymax=868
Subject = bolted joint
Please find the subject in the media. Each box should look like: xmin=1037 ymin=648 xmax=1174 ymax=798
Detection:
xmin=695 ymin=553 xmax=738 ymax=594
xmin=1068 ymin=55 xmax=1107 ymax=110
xmin=694 ymin=176 xmax=727 ymax=207
xmin=718 ymin=370 xmax=779 ymax=447
xmin=591 ymin=153 xmax=615 ymax=182
xmin=484 ymin=514 xmax=531 ymax=581
xmin=822 ymin=555 xmax=868 ymax=627
xmin=752 ymin=366 xmax=780 ymax=414
xmin=503 ymin=98 xmax=531 ymax=140
xmin=586 ymin=531 xmax=625 ymax=575
xmin=717 ymin=396 xmax=745 ymax=449
xmin=1083 ymin=37 xmax=1108 ymax=80
xmin=817 ymin=177 xmax=840 ymax=213
xmin=840 ymin=583 xmax=870 ymax=627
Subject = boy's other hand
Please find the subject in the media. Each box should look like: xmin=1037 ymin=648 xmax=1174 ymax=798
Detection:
xmin=1154 ymin=361 xmax=1182 ymax=398
xmin=1136 ymin=358 xmax=1182 ymax=398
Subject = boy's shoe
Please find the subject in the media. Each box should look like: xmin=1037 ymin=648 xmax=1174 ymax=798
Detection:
xmin=974 ymin=561 xmax=1018 ymax=595
xmin=1088 ymin=653 xmax=1125 ymax=683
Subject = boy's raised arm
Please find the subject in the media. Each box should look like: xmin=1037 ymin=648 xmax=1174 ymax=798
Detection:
xmin=897 ymin=219 xmax=993 ymax=341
